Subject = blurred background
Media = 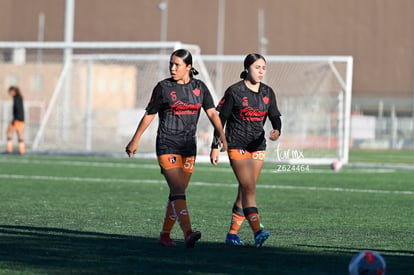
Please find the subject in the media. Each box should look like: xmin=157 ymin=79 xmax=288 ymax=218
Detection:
xmin=0 ymin=0 xmax=413 ymax=160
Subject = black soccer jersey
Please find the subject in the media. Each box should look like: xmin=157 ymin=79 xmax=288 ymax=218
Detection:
xmin=146 ymin=77 xmax=215 ymax=138
xmin=216 ymin=80 xmax=281 ymax=150
xmin=13 ymin=94 xmax=24 ymax=122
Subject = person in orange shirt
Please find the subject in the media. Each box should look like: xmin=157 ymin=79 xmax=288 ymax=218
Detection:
xmin=6 ymin=86 xmax=25 ymax=155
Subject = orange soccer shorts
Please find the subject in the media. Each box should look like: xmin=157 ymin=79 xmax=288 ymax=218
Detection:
xmin=158 ymin=154 xmax=196 ymax=173
xmin=227 ymin=149 xmax=266 ymax=161
xmin=10 ymin=120 xmax=25 ymax=131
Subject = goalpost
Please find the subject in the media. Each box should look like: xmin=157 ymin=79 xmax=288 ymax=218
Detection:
xmin=204 ymin=55 xmax=353 ymax=165
xmin=0 ymin=41 xmax=353 ymax=164
xmin=27 ymin=42 xmax=218 ymax=153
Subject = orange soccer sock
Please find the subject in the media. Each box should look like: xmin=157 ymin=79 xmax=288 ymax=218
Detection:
xmin=18 ymin=140 xmax=25 ymax=155
xmin=244 ymin=207 xmax=262 ymax=235
xmin=228 ymin=213 xmax=245 ymax=235
xmin=6 ymin=139 xmax=12 ymax=153
xmin=161 ymin=197 xmax=176 ymax=235
xmin=228 ymin=205 xmax=245 ymax=235
xmin=171 ymin=195 xmax=192 ymax=235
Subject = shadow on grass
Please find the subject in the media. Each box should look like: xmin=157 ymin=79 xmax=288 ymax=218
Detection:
xmin=0 ymin=225 xmax=413 ymax=274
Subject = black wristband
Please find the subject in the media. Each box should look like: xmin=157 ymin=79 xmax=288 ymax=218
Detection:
xmin=211 ymin=136 xmax=220 ymax=149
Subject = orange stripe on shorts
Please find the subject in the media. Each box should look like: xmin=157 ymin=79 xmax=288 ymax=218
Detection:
xmin=11 ymin=120 xmax=25 ymax=131
xmin=158 ymin=154 xmax=196 ymax=173
xmin=228 ymin=149 xmax=265 ymax=161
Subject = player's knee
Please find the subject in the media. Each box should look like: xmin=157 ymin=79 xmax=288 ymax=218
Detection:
xmin=168 ymin=183 xmax=187 ymax=195
xmin=239 ymin=182 xmax=256 ymax=194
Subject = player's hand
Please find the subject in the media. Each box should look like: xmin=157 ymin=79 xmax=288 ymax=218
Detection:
xmin=269 ymin=129 xmax=280 ymax=141
xmin=125 ymin=141 xmax=138 ymax=157
xmin=210 ymin=148 xmax=219 ymax=165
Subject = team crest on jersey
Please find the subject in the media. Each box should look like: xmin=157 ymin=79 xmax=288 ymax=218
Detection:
xmin=242 ymin=97 xmax=249 ymax=106
xmin=262 ymin=96 xmax=269 ymax=104
xmin=192 ymin=88 xmax=200 ymax=96
xmin=170 ymin=91 xmax=177 ymax=101
xmin=168 ymin=155 xmax=177 ymax=164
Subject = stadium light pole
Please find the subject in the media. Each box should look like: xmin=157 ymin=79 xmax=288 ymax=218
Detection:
xmin=37 ymin=12 xmax=45 ymax=64
xmin=158 ymin=0 xmax=168 ymax=79
xmin=61 ymin=0 xmax=75 ymax=142
xmin=158 ymin=0 xmax=168 ymax=43
xmin=258 ymin=8 xmax=268 ymax=55
xmin=215 ymin=0 xmax=225 ymax=94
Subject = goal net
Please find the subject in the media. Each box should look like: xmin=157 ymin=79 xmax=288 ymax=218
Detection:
xmin=29 ymin=42 xmax=218 ymax=155
xmin=1 ymin=42 xmax=352 ymax=164
xmin=207 ymin=55 xmax=353 ymax=164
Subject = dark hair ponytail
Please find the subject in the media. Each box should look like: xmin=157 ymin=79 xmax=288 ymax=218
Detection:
xmin=239 ymin=71 xmax=248 ymax=79
xmin=190 ymin=67 xmax=199 ymax=77
xmin=240 ymin=53 xmax=266 ymax=79
xmin=171 ymin=49 xmax=199 ymax=77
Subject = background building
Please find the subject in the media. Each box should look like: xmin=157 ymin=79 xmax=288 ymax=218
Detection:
xmin=1 ymin=0 xmax=413 ymax=114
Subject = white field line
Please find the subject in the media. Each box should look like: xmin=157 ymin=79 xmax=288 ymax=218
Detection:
xmin=0 ymin=174 xmax=413 ymax=195
xmin=0 ymin=158 xmax=398 ymax=174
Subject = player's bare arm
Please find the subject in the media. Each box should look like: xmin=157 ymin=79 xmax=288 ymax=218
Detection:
xmin=205 ymin=108 xmax=227 ymax=152
xmin=126 ymin=112 xmax=156 ymax=157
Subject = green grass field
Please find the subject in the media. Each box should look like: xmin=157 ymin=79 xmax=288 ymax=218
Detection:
xmin=0 ymin=150 xmax=413 ymax=274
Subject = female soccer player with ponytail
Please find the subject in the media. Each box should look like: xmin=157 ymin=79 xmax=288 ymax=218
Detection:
xmin=6 ymin=86 xmax=25 ymax=155
xmin=126 ymin=49 xmax=227 ymax=248
xmin=210 ymin=53 xmax=282 ymax=248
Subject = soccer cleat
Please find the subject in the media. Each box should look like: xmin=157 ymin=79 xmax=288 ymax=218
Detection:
xmin=254 ymin=230 xmax=270 ymax=248
xmin=185 ymin=230 xmax=201 ymax=248
xmin=225 ymin=233 xmax=245 ymax=246
xmin=158 ymin=233 xmax=177 ymax=247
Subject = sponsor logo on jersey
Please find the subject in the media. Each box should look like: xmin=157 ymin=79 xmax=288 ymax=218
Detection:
xmin=170 ymin=101 xmax=202 ymax=115
xmin=192 ymin=88 xmax=200 ymax=96
xmin=262 ymin=96 xmax=269 ymax=104
xmin=170 ymin=91 xmax=177 ymax=101
xmin=168 ymin=155 xmax=177 ymax=164
xmin=240 ymin=107 xmax=268 ymax=121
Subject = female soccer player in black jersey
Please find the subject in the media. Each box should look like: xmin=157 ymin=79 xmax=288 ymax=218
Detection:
xmin=6 ymin=86 xmax=25 ymax=155
xmin=126 ymin=49 xmax=227 ymax=248
xmin=210 ymin=53 xmax=281 ymax=248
